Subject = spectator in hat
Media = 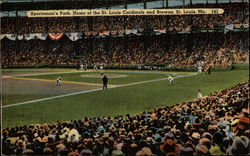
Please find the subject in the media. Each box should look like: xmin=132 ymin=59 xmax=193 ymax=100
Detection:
xmin=195 ymin=144 xmax=209 ymax=156
xmin=80 ymin=149 xmax=93 ymax=156
xmin=160 ymin=139 xmax=180 ymax=155
xmin=112 ymin=149 xmax=124 ymax=156
xmin=209 ymin=131 xmax=226 ymax=155
xmin=226 ymin=136 xmax=250 ymax=155
xmin=136 ymin=147 xmax=152 ymax=156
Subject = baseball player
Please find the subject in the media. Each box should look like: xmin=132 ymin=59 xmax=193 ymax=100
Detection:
xmin=56 ymin=76 xmax=63 ymax=86
xmin=198 ymin=66 xmax=202 ymax=75
xmin=102 ymin=75 xmax=108 ymax=90
xmin=93 ymin=64 xmax=98 ymax=71
xmin=100 ymin=64 xmax=104 ymax=76
xmin=80 ymin=64 xmax=84 ymax=70
xmin=197 ymin=89 xmax=203 ymax=98
xmin=167 ymin=75 xmax=174 ymax=85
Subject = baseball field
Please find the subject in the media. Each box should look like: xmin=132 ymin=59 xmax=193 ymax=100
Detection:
xmin=2 ymin=68 xmax=249 ymax=128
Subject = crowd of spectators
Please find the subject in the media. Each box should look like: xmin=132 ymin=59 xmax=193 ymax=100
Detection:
xmin=2 ymin=81 xmax=249 ymax=155
xmin=1 ymin=17 xmax=16 ymax=34
xmin=1 ymin=32 xmax=248 ymax=68
xmin=1 ymin=38 xmax=75 ymax=65
xmin=1 ymin=2 xmax=249 ymax=34
xmin=185 ymin=2 xmax=249 ymax=27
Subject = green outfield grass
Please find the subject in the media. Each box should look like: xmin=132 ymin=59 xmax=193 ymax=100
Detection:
xmin=2 ymin=94 xmax=58 ymax=106
xmin=2 ymin=69 xmax=249 ymax=128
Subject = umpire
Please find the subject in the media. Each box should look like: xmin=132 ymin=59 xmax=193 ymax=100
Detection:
xmin=102 ymin=75 xmax=108 ymax=90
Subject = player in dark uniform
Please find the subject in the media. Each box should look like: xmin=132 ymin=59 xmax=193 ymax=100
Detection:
xmin=102 ymin=75 xmax=108 ymax=90
xmin=207 ymin=66 xmax=211 ymax=74
xmin=205 ymin=65 xmax=212 ymax=75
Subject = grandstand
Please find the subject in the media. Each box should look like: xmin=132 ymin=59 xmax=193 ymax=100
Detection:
xmin=1 ymin=0 xmax=249 ymax=155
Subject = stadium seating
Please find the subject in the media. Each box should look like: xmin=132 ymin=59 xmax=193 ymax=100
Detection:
xmin=1 ymin=32 xmax=248 ymax=67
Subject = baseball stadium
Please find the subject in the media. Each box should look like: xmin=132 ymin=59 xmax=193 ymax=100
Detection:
xmin=1 ymin=0 xmax=249 ymax=155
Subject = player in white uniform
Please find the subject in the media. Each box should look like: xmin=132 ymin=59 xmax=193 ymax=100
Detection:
xmin=197 ymin=89 xmax=203 ymax=98
xmin=80 ymin=64 xmax=84 ymax=70
xmin=56 ymin=76 xmax=63 ymax=86
xmin=100 ymin=65 xmax=104 ymax=75
xmin=167 ymin=75 xmax=174 ymax=85
xmin=198 ymin=66 xmax=202 ymax=75
xmin=93 ymin=64 xmax=98 ymax=71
